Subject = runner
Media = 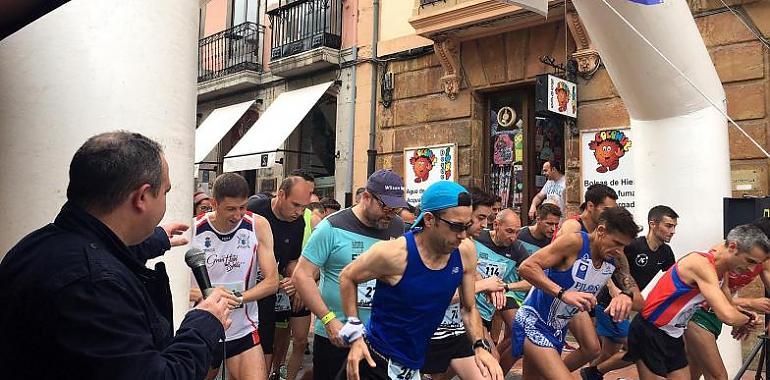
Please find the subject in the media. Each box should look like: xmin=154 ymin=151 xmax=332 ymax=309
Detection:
xmin=191 ymin=173 xmax=280 ymax=380
xmin=292 ymin=170 xmax=407 ymax=380
xmin=337 ymin=181 xmax=503 ymax=380
xmin=513 ymin=207 xmax=640 ymax=379
xmin=554 ymin=184 xmax=641 ymax=371
xmin=684 ymin=217 xmax=770 ymax=380
xmin=623 ymin=224 xmax=769 ymax=379
xmin=424 ymin=187 xmax=505 ymax=380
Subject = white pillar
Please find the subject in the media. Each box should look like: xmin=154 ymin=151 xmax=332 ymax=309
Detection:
xmin=572 ymin=0 xmax=738 ymax=375
xmin=0 ymin=0 xmax=198 ymax=329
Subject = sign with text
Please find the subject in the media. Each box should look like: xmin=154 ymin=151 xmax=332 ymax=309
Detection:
xmin=581 ymin=129 xmax=635 ymax=211
xmin=404 ymin=143 xmax=457 ymax=206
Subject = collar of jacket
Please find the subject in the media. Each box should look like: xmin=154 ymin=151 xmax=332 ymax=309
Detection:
xmin=53 ymin=201 xmax=157 ymax=283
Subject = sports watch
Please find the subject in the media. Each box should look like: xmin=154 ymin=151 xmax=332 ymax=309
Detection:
xmin=473 ymin=338 xmax=492 ymax=353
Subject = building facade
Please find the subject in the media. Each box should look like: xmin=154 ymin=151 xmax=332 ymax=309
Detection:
xmin=195 ymin=0 xmax=361 ymax=203
xmin=371 ymin=0 xmax=769 ymax=224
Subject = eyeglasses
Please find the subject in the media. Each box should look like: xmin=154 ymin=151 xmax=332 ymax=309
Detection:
xmin=198 ymin=205 xmax=213 ymax=212
xmin=436 ymin=216 xmax=473 ymax=233
xmin=371 ymin=193 xmax=403 ymax=215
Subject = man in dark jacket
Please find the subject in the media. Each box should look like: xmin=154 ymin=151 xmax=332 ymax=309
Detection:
xmin=0 ymin=131 xmax=235 ymax=380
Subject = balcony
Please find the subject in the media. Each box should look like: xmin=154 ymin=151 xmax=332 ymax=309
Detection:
xmin=197 ymin=21 xmax=264 ymax=100
xmin=267 ymin=0 xmax=343 ymax=77
xmin=410 ymin=0 xmax=558 ymax=39
xmin=198 ymin=21 xmax=263 ymax=83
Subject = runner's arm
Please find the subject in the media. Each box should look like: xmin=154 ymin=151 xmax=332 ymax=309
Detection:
xmin=518 ymin=233 xmax=581 ymax=297
xmin=609 ymin=253 xmax=643 ymax=310
xmin=242 ymin=216 xmax=279 ymax=303
xmin=735 ymin=261 xmax=770 ymax=313
xmin=458 ymin=241 xmax=485 ymax=339
xmin=689 ymin=256 xmax=751 ymax=326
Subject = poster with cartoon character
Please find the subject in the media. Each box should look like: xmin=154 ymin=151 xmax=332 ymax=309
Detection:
xmin=581 ymin=129 xmax=635 ymax=211
xmin=546 ymin=74 xmax=577 ymax=119
xmin=404 ymin=144 xmax=457 ymax=206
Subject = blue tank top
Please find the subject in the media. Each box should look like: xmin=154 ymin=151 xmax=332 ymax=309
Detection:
xmin=520 ymin=231 xmax=616 ymax=333
xmin=366 ymin=230 xmax=464 ymax=369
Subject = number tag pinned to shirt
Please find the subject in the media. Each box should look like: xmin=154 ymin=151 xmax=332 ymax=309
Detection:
xmin=275 ymin=288 xmax=291 ymax=312
xmin=357 ymin=279 xmax=376 ymax=308
xmin=387 ymin=359 xmax=420 ymax=380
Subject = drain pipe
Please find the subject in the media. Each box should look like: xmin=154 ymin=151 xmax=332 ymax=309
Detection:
xmin=346 ymin=45 xmax=358 ymax=201
xmin=366 ymin=0 xmax=380 ymax=177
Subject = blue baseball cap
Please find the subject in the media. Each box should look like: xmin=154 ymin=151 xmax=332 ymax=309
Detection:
xmin=366 ymin=169 xmax=409 ymax=209
xmin=413 ymin=181 xmax=471 ymax=227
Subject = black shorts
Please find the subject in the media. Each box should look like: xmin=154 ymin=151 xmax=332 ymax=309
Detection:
xmin=623 ymin=314 xmax=688 ymax=377
xmin=313 ymin=334 xmax=349 ymax=380
xmin=422 ymin=333 xmax=474 ymax=374
xmin=211 ymin=329 xmax=261 ymax=368
xmin=276 ymin=308 xmax=312 ymax=328
xmin=501 ymin=296 xmax=518 ymax=310
xmin=258 ymin=295 xmax=277 ymax=354
xmin=335 ymin=340 xmax=413 ymax=380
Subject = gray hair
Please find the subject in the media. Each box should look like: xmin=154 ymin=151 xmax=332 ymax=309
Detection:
xmin=726 ymin=224 xmax=770 ymax=254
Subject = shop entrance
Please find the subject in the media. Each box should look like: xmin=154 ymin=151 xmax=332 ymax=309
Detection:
xmin=486 ymin=88 xmax=564 ymax=225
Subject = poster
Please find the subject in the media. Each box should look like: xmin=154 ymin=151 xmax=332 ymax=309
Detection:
xmin=546 ymin=74 xmax=577 ymax=119
xmin=404 ymin=143 xmax=457 ymax=206
xmin=581 ymin=129 xmax=635 ymax=211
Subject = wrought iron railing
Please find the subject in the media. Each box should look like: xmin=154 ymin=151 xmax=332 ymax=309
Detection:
xmin=198 ymin=22 xmax=263 ymax=83
xmin=267 ymin=0 xmax=343 ymax=60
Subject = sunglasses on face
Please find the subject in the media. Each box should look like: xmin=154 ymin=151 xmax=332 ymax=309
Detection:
xmin=436 ymin=215 xmax=473 ymax=233
xmin=371 ymin=194 xmax=403 ymax=215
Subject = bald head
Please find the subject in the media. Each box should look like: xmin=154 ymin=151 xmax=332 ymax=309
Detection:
xmin=495 ymin=208 xmax=520 ymax=224
xmin=493 ymin=208 xmax=521 ymax=247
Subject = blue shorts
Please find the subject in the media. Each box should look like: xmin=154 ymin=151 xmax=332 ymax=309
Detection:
xmin=595 ymin=304 xmax=630 ymax=342
xmin=511 ymin=306 xmax=566 ymax=358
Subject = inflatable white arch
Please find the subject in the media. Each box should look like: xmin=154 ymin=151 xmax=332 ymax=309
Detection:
xmin=572 ymin=0 xmax=738 ymax=375
xmin=0 ymin=0 xmax=198 ymax=328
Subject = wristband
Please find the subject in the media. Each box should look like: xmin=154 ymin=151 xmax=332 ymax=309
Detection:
xmin=556 ymin=288 xmax=566 ymax=300
xmin=321 ymin=311 xmax=336 ymax=325
xmin=503 ymin=283 xmax=510 ymax=292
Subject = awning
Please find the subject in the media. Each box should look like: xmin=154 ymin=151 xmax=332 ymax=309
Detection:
xmin=194 ymin=100 xmax=255 ymax=164
xmin=223 ymin=81 xmax=334 ymax=172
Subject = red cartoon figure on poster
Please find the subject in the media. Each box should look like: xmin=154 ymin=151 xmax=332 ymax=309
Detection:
xmin=588 ymin=130 xmax=632 ymax=173
xmin=409 ymin=148 xmax=437 ymax=183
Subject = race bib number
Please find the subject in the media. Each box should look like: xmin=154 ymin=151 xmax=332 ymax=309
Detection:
xmin=275 ymin=288 xmax=291 ymax=312
xmin=478 ymin=260 xmax=506 ymax=279
xmin=357 ymin=279 xmax=376 ymax=308
xmin=440 ymin=304 xmax=462 ymax=327
xmin=387 ymin=359 xmax=420 ymax=380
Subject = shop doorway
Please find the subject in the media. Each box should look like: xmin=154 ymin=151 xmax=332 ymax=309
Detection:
xmin=486 ymin=88 xmax=564 ymax=225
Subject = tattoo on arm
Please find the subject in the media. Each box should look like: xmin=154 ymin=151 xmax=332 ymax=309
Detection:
xmin=612 ymin=254 xmax=639 ymax=292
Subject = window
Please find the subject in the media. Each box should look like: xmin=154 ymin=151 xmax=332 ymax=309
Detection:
xmin=232 ymin=0 xmax=260 ymax=26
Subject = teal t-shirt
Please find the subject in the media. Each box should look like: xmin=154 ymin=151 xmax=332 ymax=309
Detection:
xmin=302 ymin=208 xmax=404 ymax=338
xmin=473 ymin=240 xmax=519 ymax=321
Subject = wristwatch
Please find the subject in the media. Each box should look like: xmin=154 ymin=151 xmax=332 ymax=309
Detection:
xmin=233 ymin=291 xmax=244 ymax=309
xmin=472 ymin=338 xmax=492 ymax=353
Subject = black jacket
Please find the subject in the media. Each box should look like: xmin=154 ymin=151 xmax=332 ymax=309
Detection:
xmin=0 ymin=202 xmax=224 ymax=379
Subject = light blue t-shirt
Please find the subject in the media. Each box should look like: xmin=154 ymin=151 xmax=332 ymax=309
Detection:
xmin=302 ymin=208 xmax=404 ymax=338
xmin=473 ymin=230 xmax=521 ymax=321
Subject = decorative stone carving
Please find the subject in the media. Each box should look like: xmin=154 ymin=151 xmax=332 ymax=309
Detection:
xmin=434 ymin=37 xmax=462 ymax=100
xmin=566 ymin=11 xmax=601 ymax=75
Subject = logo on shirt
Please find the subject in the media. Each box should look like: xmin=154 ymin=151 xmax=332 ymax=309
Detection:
xmin=452 ymin=267 xmax=460 ymax=274
xmin=236 ymin=232 xmax=250 ymax=248
xmin=352 ymin=241 xmax=365 ymax=254
xmin=636 ymin=254 xmax=649 ymax=267
xmin=207 ymin=253 xmax=244 ymax=272
xmin=204 ymin=237 xmax=212 ymax=248
xmin=576 ymin=262 xmax=589 ymax=280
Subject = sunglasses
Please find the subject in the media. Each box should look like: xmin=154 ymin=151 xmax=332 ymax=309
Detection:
xmin=371 ymin=193 xmax=403 ymax=215
xmin=436 ymin=216 xmax=473 ymax=233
